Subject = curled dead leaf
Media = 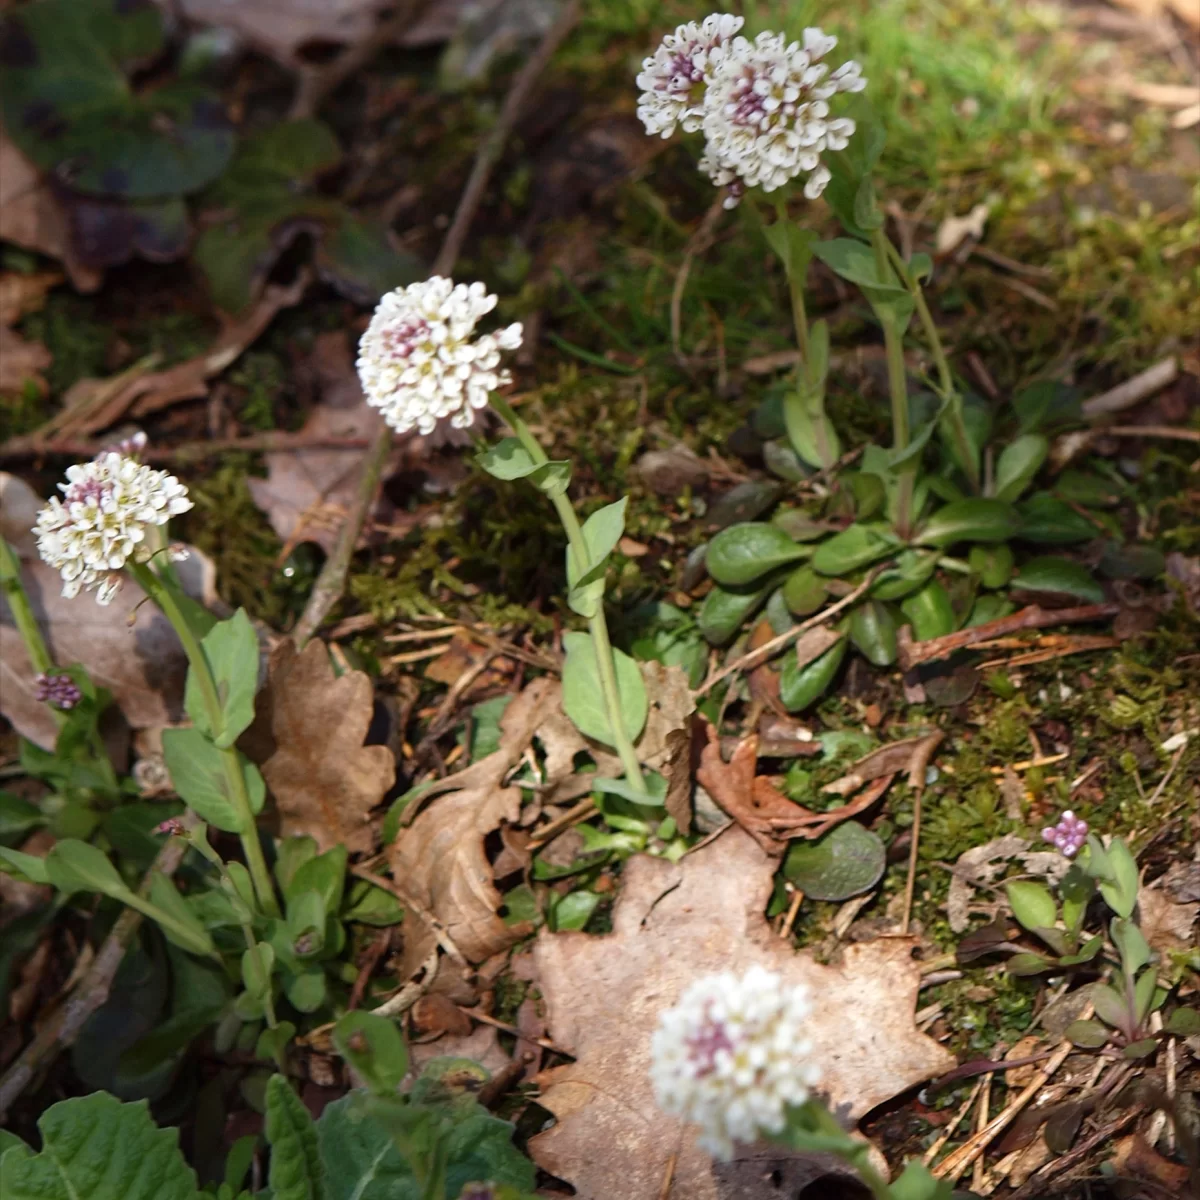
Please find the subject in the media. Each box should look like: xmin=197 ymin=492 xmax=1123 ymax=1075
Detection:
xmin=258 ymin=639 xmax=395 ymax=853
xmin=530 ymin=826 xmax=954 ymax=1199
xmin=389 ymin=679 xmax=557 ymax=978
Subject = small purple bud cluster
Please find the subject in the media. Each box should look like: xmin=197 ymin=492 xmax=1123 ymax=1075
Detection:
xmin=154 ymin=817 xmax=187 ymax=837
xmin=1042 ymin=810 xmax=1088 ymax=858
xmin=33 ymin=672 xmax=82 ymax=709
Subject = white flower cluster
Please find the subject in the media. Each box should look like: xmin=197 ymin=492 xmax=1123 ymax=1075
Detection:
xmin=637 ymin=16 xmax=866 ymax=206
xmin=357 ymin=277 xmax=523 ymax=437
xmin=34 ymin=452 xmax=192 ymax=605
xmin=649 ymin=966 xmax=821 ymax=1160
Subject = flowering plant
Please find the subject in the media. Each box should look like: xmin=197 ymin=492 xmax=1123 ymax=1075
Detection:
xmin=636 ymin=12 xmax=1118 ymax=709
xmin=650 ymin=967 xmax=952 ymax=1198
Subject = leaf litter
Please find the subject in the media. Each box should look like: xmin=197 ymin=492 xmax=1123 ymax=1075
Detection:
xmin=530 ymin=825 xmax=954 ymax=1199
xmin=256 ymin=638 xmax=395 ymax=853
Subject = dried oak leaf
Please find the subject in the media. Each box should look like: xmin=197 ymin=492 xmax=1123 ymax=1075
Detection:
xmin=1137 ymin=882 xmax=1197 ymax=957
xmin=258 ymin=639 xmax=395 ymax=853
xmin=389 ymin=679 xmax=554 ymax=974
xmin=530 ymin=826 xmax=954 ymax=1200
xmin=0 ymin=270 xmax=61 ymax=395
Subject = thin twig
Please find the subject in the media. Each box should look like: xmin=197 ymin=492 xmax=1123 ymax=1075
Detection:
xmin=901 ymin=731 xmax=944 ymax=935
xmin=434 ymin=0 xmax=581 ymax=278
xmin=0 ymin=825 xmax=193 ymax=1121
xmin=933 ymin=1035 xmax=1077 ymax=1183
xmin=291 ymin=3 xmax=582 ymax=646
xmin=1081 ymin=357 xmax=1178 ymax=419
xmin=349 ymin=865 xmax=470 ymax=967
xmin=897 ymin=603 xmax=1119 ymax=672
xmin=694 ymin=570 xmax=881 ymax=698
xmin=670 ymin=195 xmax=726 ymax=364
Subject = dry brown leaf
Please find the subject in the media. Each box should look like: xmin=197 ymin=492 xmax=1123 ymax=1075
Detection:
xmin=51 ymin=276 xmax=309 ymax=440
xmin=0 ymin=271 xmax=60 ymax=395
xmin=0 ymin=475 xmax=217 ymax=749
xmin=389 ymin=679 xmax=555 ymax=973
xmin=530 ymin=826 xmax=954 ymax=1199
xmin=247 ymin=331 xmax=402 ymax=553
xmin=696 ymin=721 xmax=896 ymax=852
xmin=0 ymin=132 xmax=100 ymax=292
xmin=945 ymin=836 xmax=1069 ymax=933
xmin=258 ymin=639 xmax=395 ymax=853
xmin=173 ymin=0 xmax=466 ymax=67
xmin=407 ymin=1022 xmax=512 ymax=1078
xmin=1137 ymin=882 xmax=1198 ymax=956
xmin=822 ymin=733 xmax=943 ymax=798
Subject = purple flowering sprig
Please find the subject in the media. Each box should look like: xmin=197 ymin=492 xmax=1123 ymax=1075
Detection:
xmin=1041 ymin=809 xmax=1088 ymax=857
xmin=33 ymin=672 xmax=83 ymax=710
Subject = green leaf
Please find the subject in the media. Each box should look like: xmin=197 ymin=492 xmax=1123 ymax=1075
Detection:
xmin=566 ymin=498 xmax=627 ymax=618
xmin=591 ymin=772 xmax=668 ymax=806
xmin=0 ymin=845 xmax=51 ymax=885
xmin=316 ymin=1093 xmax=535 ymax=1200
xmin=1011 ymin=557 xmax=1105 ymax=604
xmin=1016 ymin=493 xmax=1098 ymax=544
xmin=1165 ymin=1007 xmax=1200 ymax=1035
xmin=314 ymin=214 xmax=423 ymax=308
xmin=1013 ymin=380 xmax=1082 ymax=433
xmin=265 ymin=1074 xmax=326 ymax=1200
xmin=286 ymin=845 xmax=348 ymax=914
xmin=900 ymin=581 xmax=955 ymax=642
xmin=185 ymin=610 xmax=260 ymax=750
xmin=148 ymin=872 xmax=217 ymax=957
xmin=848 ymin=601 xmax=898 ymax=667
xmin=779 ymin=635 xmax=847 ymax=713
xmin=822 ymin=96 xmax=886 ymax=239
xmin=782 ymin=564 xmax=829 ymax=616
xmin=1134 ymin=967 xmax=1160 ymax=1026
xmin=812 ymin=238 xmax=904 ymax=293
xmin=44 ymin=839 xmax=131 ymax=900
xmin=1091 ymin=983 xmax=1129 ymax=1030
xmin=0 ymin=0 xmax=234 ymax=200
xmin=286 ymin=891 xmax=327 ymax=957
xmin=285 ymin=968 xmax=327 ymax=1013
xmin=1006 ymin=952 xmax=1055 ymax=976
xmin=1097 ymin=838 xmax=1138 ymax=918
xmin=783 ymin=822 xmax=886 ymax=901
xmin=888 ymin=1160 xmax=955 ymax=1200
xmin=706 ymin=523 xmax=810 ymax=587
xmin=762 ymin=220 xmax=816 ymax=283
xmin=341 ymin=880 xmax=404 ymax=927
xmin=162 ymin=728 xmax=264 ymax=833
xmin=917 ymin=498 xmax=1021 ymax=547
xmin=968 ymin=543 xmax=1014 ymax=589
xmin=560 ymin=631 xmax=647 ymax=748
xmin=1110 ymin=917 xmax=1152 ymax=976
xmin=477 ymin=438 xmax=571 ymax=497
xmin=332 ymin=1010 xmax=408 ymax=1096
xmin=0 ymin=1091 xmax=201 ymax=1200
xmin=256 ymin=1020 xmax=297 ymax=1065
xmin=241 ymin=943 xmax=275 ymax=999
xmin=1006 ymin=880 xmax=1057 ymax=933
xmin=275 ymin=837 xmax=319 ymax=893
xmin=870 ymin=549 xmax=938 ymax=601
xmin=811 ymin=523 xmax=897 ymax=576
xmin=551 ymin=889 xmax=601 ymax=931
xmin=1065 ymin=1019 xmax=1110 ymax=1049
xmin=697 ymin=580 xmax=774 ymax=645
xmin=993 ymin=434 xmax=1049 ymax=502
xmin=1123 ymin=1037 xmax=1160 ymax=1060
xmin=0 ymin=792 xmax=44 ymax=846
xmin=782 ymin=390 xmax=839 ymax=470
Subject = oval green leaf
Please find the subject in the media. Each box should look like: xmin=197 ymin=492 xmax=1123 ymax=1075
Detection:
xmin=1010 ymin=557 xmax=1105 ymax=604
xmin=849 ymin=601 xmax=898 ymax=667
xmin=812 ymin=523 xmax=896 ymax=576
xmin=917 ymin=498 xmax=1020 ymax=548
xmin=706 ymin=523 xmax=810 ymax=587
xmin=900 ymin=581 xmax=955 ymax=642
xmin=783 ymin=821 xmax=886 ymax=901
xmin=560 ymin=631 xmax=648 ymax=748
xmin=779 ymin=635 xmax=847 ymax=712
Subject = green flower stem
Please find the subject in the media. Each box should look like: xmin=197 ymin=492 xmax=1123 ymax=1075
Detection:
xmin=0 ymin=536 xmax=57 ymax=692
xmin=883 ymin=238 xmax=980 ymax=492
xmin=127 ymin=562 xmax=281 ymax=919
xmin=489 ymin=396 xmax=648 ymax=795
xmin=774 ymin=1103 xmax=893 ymax=1200
xmin=871 ymin=229 xmax=915 ymax=537
xmin=774 ymin=201 xmax=811 ymax=365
